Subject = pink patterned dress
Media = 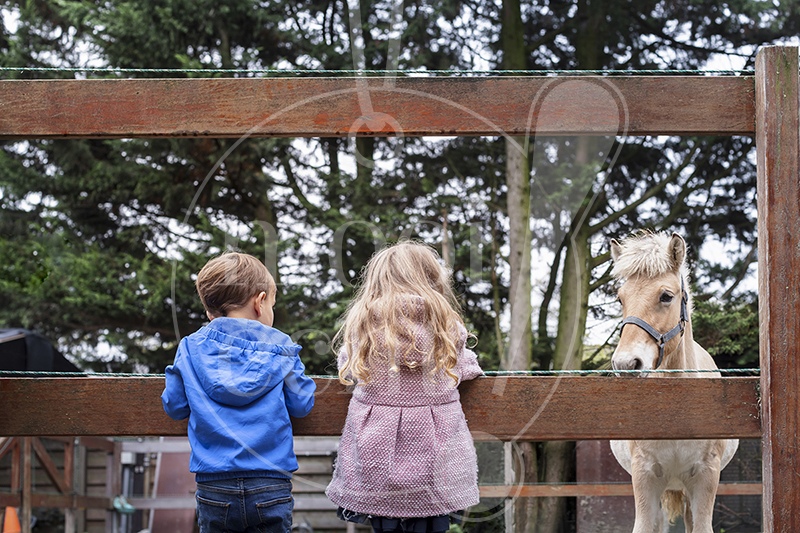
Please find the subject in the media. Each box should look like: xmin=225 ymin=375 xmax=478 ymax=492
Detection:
xmin=325 ymin=296 xmax=483 ymax=518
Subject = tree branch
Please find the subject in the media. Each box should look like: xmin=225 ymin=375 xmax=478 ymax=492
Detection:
xmin=588 ymin=264 xmax=614 ymax=293
xmin=279 ymin=157 xmax=327 ymax=220
xmin=537 ymin=234 xmax=566 ymax=340
xmin=592 ymin=142 xmax=701 ymax=232
xmin=659 ymin=144 xmax=750 ymax=229
xmin=720 ymin=242 xmax=758 ymax=300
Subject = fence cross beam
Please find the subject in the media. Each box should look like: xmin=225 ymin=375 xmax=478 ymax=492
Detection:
xmin=0 ymin=376 xmax=760 ymax=440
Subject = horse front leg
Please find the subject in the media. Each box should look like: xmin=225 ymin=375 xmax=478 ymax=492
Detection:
xmin=654 ymin=505 xmax=671 ymax=533
xmin=631 ymin=474 xmax=666 ymax=533
xmin=683 ymin=468 xmax=721 ymax=533
xmin=683 ymin=502 xmax=694 ymax=533
xmin=683 ymin=441 xmax=725 ymax=533
xmin=630 ymin=455 xmax=668 ymax=533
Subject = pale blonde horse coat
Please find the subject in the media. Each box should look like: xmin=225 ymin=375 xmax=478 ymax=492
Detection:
xmin=609 ymin=232 xmax=738 ymax=533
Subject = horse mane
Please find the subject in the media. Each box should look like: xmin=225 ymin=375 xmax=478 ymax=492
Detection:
xmin=611 ymin=231 xmax=689 ymax=281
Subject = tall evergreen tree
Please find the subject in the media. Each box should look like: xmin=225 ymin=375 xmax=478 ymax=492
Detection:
xmin=0 ymin=0 xmax=495 ymax=373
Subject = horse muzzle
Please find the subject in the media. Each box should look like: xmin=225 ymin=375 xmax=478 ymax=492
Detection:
xmin=611 ymin=342 xmax=656 ymax=377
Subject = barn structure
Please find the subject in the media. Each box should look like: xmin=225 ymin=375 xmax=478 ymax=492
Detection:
xmin=0 ymin=45 xmax=798 ymax=532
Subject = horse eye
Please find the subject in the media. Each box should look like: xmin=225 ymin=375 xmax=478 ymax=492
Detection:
xmin=660 ymin=293 xmax=674 ymax=304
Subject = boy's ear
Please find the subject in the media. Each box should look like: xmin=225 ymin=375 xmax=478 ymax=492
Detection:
xmin=206 ymin=311 xmax=215 ymax=321
xmin=253 ymin=291 xmax=266 ymax=317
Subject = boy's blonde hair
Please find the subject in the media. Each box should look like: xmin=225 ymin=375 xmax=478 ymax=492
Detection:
xmin=334 ymin=241 xmax=464 ymax=385
xmin=196 ymin=252 xmax=275 ymax=318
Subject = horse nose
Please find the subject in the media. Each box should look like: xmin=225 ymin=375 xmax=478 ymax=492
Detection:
xmin=612 ymin=356 xmax=644 ymax=372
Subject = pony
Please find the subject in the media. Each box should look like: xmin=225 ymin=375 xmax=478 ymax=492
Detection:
xmin=608 ymin=231 xmax=738 ymax=533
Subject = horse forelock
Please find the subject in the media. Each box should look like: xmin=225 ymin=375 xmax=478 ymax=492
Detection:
xmin=611 ymin=232 xmax=688 ymax=281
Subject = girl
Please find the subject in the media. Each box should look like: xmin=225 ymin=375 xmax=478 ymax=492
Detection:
xmin=325 ymin=241 xmax=483 ymax=533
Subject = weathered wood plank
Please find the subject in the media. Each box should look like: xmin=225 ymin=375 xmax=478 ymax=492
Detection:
xmin=756 ymin=45 xmax=800 ymax=533
xmin=294 ymin=457 xmax=334 ymax=475
xmin=0 ymin=492 xmax=110 ymax=510
xmin=10 ymin=439 xmax=20 ymax=492
xmin=292 ymin=474 xmax=337 ymax=493
xmin=120 ymin=439 xmax=191 ymax=454
xmin=0 ymin=437 xmax=16 ymax=462
xmin=0 ymin=483 xmax=760 ymax=509
xmin=0 ymin=468 xmax=83 ymax=488
xmin=64 ymin=439 xmax=74 ymax=493
xmin=78 ymin=437 xmax=115 ymax=453
xmin=0 ymin=468 xmax=98 ymax=489
xmin=458 ymin=376 xmax=760 ymax=440
xmin=0 ymin=76 xmax=754 ymax=139
xmin=0 ymin=376 xmax=760 ymax=440
xmin=124 ymin=497 xmax=197 ymax=510
xmin=31 ymin=437 xmax=71 ymax=494
xmin=21 ymin=438 xmax=32 ymax=533
xmin=479 ymin=482 xmax=762 ymax=498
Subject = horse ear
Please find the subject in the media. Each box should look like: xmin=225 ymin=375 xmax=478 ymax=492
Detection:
xmin=610 ymin=239 xmax=622 ymax=263
xmin=668 ymin=233 xmax=686 ymax=270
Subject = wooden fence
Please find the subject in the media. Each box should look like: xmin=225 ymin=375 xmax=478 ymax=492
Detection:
xmin=0 ymin=45 xmax=798 ymax=531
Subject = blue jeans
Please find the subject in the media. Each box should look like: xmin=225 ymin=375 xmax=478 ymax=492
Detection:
xmin=195 ymin=477 xmax=293 ymax=533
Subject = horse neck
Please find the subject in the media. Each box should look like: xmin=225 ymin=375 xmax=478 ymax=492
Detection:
xmin=662 ymin=318 xmax=699 ymax=375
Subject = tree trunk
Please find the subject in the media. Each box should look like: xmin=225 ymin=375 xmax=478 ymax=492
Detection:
xmin=506 ymin=136 xmax=538 ymax=533
xmin=537 ymin=220 xmax=591 ymax=532
xmin=535 ymin=0 xmax=604 ymax=516
xmin=216 ymin=22 xmax=234 ymax=70
xmin=502 ymin=0 xmax=537 ymax=531
xmin=505 ymin=137 xmax=532 ymax=372
xmin=491 ymin=213 xmax=505 ymax=363
xmin=534 ymin=236 xmax=565 ymax=369
xmin=356 ymin=137 xmax=374 ymax=183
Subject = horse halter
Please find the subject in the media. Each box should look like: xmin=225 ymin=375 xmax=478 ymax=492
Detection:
xmin=619 ymin=275 xmax=689 ymax=370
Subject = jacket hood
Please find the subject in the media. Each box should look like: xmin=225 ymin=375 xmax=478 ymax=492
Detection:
xmin=187 ymin=317 xmax=301 ymax=407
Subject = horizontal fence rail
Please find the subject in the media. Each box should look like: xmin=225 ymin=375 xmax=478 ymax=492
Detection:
xmin=0 ymin=485 xmax=762 ymax=511
xmin=0 ymin=376 xmax=760 ymax=440
xmin=479 ymin=483 xmax=762 ymax=498
xmin=0 ymin=76 xmax=755 ymax=139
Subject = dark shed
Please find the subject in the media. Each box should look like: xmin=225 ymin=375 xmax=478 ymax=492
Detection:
xmin=0 ymin=328 xmax=81 ymax=372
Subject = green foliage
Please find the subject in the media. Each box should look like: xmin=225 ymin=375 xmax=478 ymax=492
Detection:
xmin=0 ymin=0 xmax=500 ymax=374
xmin=692 ymin=296 xmax=759 ymax=368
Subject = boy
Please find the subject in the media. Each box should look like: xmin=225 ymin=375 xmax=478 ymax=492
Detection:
xmin=162 ymin=252 xmax=316 ymax=533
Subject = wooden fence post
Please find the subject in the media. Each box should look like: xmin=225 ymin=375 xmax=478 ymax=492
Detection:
xmin=64 ymin=438 xmax=77 ymax=533
xmin=75 ymin=440 xmax=87 ymax=533
xmin=21 ymin=437 xmax=31 ymax=533
xmin=10 ymin=438 xmax=20 ymax=496
xmin=105 ymin=440 xmax=122 ymax=533
xmin=755 ymin=45 xmax=800 ymax=533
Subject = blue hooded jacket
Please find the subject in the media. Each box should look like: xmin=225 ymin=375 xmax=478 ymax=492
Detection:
xmin=161 ymin=317 xmax=316 ymax=481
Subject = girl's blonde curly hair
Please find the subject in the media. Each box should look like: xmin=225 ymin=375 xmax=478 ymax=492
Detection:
xmin=333 ymin=241 xmax=465 ymax=385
